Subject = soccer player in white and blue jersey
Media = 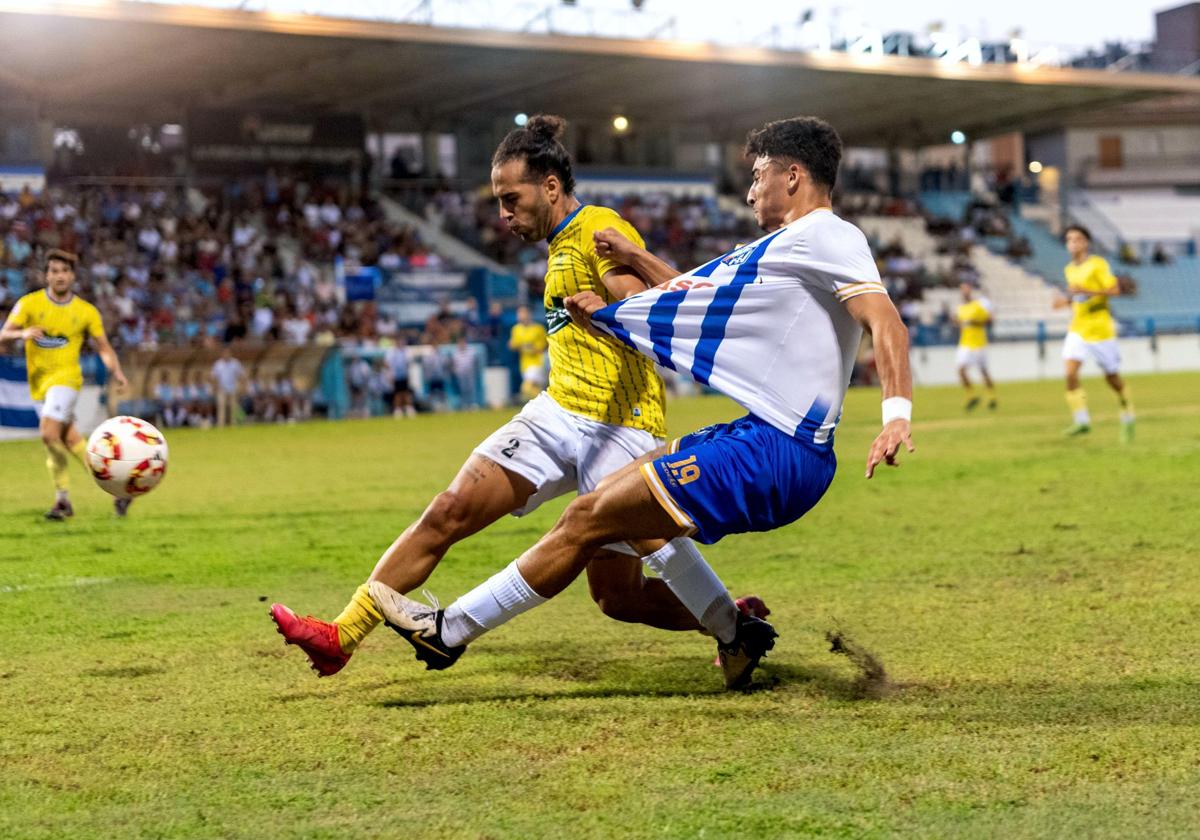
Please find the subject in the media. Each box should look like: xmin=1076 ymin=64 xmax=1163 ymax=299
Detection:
xmin=371 ymin=117 xmax=915 ymax=689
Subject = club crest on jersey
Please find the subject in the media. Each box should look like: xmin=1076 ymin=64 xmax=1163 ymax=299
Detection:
xmin=721 ymin=243 xmax=755 ymax=267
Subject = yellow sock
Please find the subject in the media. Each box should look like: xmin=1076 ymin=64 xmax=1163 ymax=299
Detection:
xmin=69 ymin=438 xmax=88 ymax=469
xmin=1066 ymin=388 xmax=1090 ymax=424
xmin=45 ymin=444 xmax=70 ymax=491
xmin=985 ymin=385 xmax=996 ymax=400
xmin=334 ymin=583 xmax=384 ymax=653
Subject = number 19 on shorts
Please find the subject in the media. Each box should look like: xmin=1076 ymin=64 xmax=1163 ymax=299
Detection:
xmin=665 ymin=454 xmax=701 ymax=485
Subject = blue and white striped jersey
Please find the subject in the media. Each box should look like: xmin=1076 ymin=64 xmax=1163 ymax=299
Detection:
xmin=591 ymin=209 xmax=886 ymax=447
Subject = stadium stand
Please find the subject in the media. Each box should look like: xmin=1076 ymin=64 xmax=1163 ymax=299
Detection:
xmin=918 ymin=190 xmax=1200 ymax=336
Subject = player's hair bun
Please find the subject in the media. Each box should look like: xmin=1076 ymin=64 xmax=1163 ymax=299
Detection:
xmin=526 ymin=114 xmax=567 ymax=142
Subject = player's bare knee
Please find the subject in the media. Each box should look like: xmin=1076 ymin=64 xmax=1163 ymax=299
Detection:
xmin=556 ymin=493 xmax=612 ymax=547
xmin=418 ymin=489 xmax=475 ymax=544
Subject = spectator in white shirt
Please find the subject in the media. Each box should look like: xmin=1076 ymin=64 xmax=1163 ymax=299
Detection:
xmin=451 ymin=337 xmax=478 ymax=410
xmin=211 ymin=346 xmax=247 ymax=427
xmin=282 ymin=310 xmax=311 ymax=345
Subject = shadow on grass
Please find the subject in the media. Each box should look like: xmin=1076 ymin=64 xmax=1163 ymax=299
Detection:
xmin=81 ymin=665 xmax=167 ymax=678
xmin=358 ymin=647 xmax=892 ymax=708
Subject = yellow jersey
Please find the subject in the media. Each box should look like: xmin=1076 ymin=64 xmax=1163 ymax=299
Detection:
xmin=7 ymin=289 xmax=104 ymax=400
xmin=543 ymin=205 xmax=666 ymax=437
xmin=1064 ymin=255 xmax=1118 ymax=342
xmin=956 ymin=299 xmax=991 ymax=350
xmin=508 ymin=322 xmax=548 ymax=372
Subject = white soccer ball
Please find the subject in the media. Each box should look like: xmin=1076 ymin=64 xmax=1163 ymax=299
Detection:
xmin=86 ymin=416 xmax=169 ymax=500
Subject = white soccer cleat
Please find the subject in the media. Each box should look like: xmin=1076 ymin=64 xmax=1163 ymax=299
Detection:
xmin=368 ymin=581 xmax=465 ymax=670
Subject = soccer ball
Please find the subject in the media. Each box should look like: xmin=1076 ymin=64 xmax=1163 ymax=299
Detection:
xmin=86 ymin=416 xmax=169 ymax=500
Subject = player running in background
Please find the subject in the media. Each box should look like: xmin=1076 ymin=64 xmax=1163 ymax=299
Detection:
xmin=1053 ymin=225 xmax=1134 ymax=441
xmin=954 ymin=282 xmax=996 ymax=411
xmin=271 ymin=115 xmax=764 ymax=678
xmin=370 ymin=116 xmax=914 ymax=689
xmin=508 ymin=304 xmax=548 ymax=400
xmin=0 ymin=250 xmax=130 ymax=519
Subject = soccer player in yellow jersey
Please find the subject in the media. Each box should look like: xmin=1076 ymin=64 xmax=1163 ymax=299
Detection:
xmin=271 ymin=115 xmax=762 ymax=676
xmin=0 ymin=250 xmax=130 ymax=519
xmin=1053 ymin=225 xmax=1134 ymax=441
xmin=953 ymin=282 xmax=996 ymax=411
xmin=507 ymin=304 xmax=548 ymax=400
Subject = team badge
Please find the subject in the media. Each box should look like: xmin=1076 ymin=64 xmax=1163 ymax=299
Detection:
xmin=721 ymin=243 xmax=755 ymax=267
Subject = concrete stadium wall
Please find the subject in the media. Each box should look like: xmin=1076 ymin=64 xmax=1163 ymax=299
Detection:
xmin=910 ymin=335 xmax=1200 ymax=387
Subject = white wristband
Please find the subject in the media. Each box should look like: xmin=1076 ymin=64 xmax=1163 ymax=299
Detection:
xmin=882 ymin=397 xmax=912 ymax=425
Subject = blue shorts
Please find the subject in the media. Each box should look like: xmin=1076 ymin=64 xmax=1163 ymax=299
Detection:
xmin=640 ymin=414 xmax=837 ymax=544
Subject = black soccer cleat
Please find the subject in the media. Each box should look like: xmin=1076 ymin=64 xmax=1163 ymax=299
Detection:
xmin=717 ymin=613 xmax=778 ymax=690
xmin=368 ymin=581 xmax=466 ymax=671
xmin=44 ymin=499 xmax=74 ymax=521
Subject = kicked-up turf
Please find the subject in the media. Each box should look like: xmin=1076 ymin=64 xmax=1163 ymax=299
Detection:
xmin=1 ymin=372 xmax=1198 ymax=838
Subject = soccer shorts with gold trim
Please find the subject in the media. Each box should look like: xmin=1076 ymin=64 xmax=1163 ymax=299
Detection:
xmin=640 ymin=413 xmax=836 ymax=545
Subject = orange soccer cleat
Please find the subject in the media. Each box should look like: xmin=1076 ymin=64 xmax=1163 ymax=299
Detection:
xmin=269 ymin=603 xmax=351 ymax=677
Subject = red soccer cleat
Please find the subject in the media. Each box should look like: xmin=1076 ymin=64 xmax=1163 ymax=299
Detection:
xmin=269 ymin=603 xmax=351 ymax=677
xmin=736 ymin=595 xmax=770 ymax=619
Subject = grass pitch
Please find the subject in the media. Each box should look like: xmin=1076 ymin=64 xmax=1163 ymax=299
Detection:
xmin=2 ymin=372 xmax=1198 ymax=838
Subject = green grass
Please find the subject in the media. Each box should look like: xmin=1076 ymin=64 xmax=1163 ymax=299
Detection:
xmin=2 ymin=372 xmax=1199 ymax=838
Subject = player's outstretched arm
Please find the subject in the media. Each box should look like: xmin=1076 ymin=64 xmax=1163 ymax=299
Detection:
xmin=845 ymin=293 xmax=915 ymax=478
xmin=594 ymin=228 xmax=679 ymax=289
xmin=92 ymin=330 xmax=129 ymax=391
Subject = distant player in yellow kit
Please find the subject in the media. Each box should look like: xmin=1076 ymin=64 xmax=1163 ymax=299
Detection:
xmin=270 ymin=114 xmax=765 ymax=677
xmin=1053 ymin=225 xmax=1134 ymax=441
xmin=0 ymin=250 xmax=130 ymax=519
xmin=507 ymin=304 xmax=547 ymax=400
xmin=954 ymin=282 xmax=996 ymax=411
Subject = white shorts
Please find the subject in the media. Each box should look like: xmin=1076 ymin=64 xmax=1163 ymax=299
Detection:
xmin=474 ymin=393 xmax=664 ymax=552
xmin=955 ymin=346 xmax=988 ymax=371
xmin=33 ymin=385 xmax=79 ymax=424
xmin=521 ymin=364 xmax=547 ymax=388
xmin=1062 ymin=332 xmax=1121 ymax=375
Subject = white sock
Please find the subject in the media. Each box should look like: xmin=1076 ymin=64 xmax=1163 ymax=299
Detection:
xmin=441 ymin=559 xmax=547 ymax=648
xmin=1074 ymin=409 xmax=1090 ymax=425
xmin=55 ymin=489 xmax=69 ymax=504
xmin=643 ymin=539 xmax=738 ymax=644
xmin=1120 ymin=411 xmax=1135 ymax=424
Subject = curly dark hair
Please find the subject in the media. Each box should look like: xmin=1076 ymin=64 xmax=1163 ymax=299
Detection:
xmin=492 ymin=114 xmax=576 ymax=195
xmin=744 ymin=117 xmax=843 ymax=192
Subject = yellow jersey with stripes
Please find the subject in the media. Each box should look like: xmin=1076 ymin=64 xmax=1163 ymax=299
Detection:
xmin=1064 ymin=255 xmax=1118 ymax=342
xmin=543 ymin=204 xmax=666 ymax=438
xmin=508 ymin=322 xmax=547 ymax=372
xmin=956 ymin=299 xmax=992 ymax=350
xmin=7 ymin=289 xmax=103 ymax=400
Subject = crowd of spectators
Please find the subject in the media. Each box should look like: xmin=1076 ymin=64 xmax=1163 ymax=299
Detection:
xmin=0 ymin=176 xmax=447 ymax=354
xmin=5 ymin=172 xmax=1068 ymax=424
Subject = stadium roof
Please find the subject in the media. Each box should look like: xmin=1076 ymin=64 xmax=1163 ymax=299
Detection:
xmin=3 ymin=1 xmax=1200 ymax=146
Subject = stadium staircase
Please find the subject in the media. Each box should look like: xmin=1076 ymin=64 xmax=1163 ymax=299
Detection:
xmin=917 ymin=191 xmax=1200 ymax=335
xmin=1007 ymin=199 xmax=1200 ymax=332
xmin=377 ymin=195 xmax=508 ymax=273
xmin=858 ymin=213 xmax=1067 ymax=339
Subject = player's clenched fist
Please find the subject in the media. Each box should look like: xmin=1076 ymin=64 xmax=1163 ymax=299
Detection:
xmin=564 ymin=292 xmax=608 ymax=337
xmin=593 ymin=227 xmax=640 ymax=265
